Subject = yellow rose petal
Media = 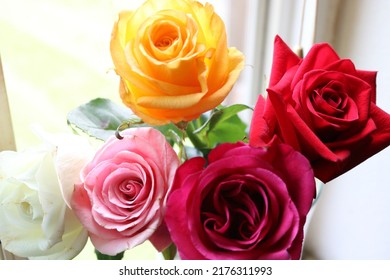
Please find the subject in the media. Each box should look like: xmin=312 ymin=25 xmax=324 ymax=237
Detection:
xmin=110 ymin=0 xmax=245 ymax=124
xmin=138 ymin=92 xmax=206 ymax=109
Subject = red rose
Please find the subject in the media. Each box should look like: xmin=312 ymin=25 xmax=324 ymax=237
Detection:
xmin=250 ymin=35 xmax=390 ymax=183
xmin=165 ymin=142 xmax=316 ymax=259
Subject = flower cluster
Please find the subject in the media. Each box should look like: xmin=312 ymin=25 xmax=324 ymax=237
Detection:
xmin=1 ymin=0 xmax=390 ymax=260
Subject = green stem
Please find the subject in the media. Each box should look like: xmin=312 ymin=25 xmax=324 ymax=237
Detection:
xmin=174 ymin=122 xmax=189 ymax=163
xmin=186 ymin=121 xmax=205 ymax=149
xmin=162 ymin=243 xmax=177 ymax=260
xmin=95 ymin=249 xmax=124 ymax=260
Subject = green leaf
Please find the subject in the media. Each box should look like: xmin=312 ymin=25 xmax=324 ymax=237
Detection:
xmin=67 ymin=97 xmax=186 ymax=146
xmin=186 ymin=104 xmax=252 ymax=154
xmin=95 ymin=249 xmax=125 ymax=260
xmin=193 ymin=104 xmax=252 ymax=136
xmin=207 ymin=114 xmax=248 ymax=145
xmin=67 ymin=98 xmax=134 ymax=141
xmin=152 ymin=123 xmax=183 ymax=147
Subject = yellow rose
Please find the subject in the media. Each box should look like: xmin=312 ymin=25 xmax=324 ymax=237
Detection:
xmin=110 ymin=0 xmax=245 ymax=125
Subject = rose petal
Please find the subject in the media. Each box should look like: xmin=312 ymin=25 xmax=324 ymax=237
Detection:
xmin=165 ymin=157 xmax=206 ymax=259
xmin=268 ymin=35 xmax=301 ymax=87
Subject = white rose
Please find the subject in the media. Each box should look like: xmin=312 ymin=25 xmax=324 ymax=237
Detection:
xmin=0 ymin=131 xmax=94 ymax=259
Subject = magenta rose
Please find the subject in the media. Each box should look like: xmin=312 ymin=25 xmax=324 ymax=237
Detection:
xmin=165 ymin=142 xmax=316 ymax=259
xmin=71 ymin=127 xmax=180 ymax=256
xmin=250 ymin=36 xmax=390 ymax=183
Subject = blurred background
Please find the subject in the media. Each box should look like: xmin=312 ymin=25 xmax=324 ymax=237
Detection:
xmin=1 ymin=0 xmax=390 ymax=259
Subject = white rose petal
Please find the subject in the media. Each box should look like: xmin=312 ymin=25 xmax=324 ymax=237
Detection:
xmin=0 ymin=130 xmax=93 ymax=259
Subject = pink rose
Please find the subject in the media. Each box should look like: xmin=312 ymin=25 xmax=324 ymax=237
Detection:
xmin=250 ymin=36 xmax=390 ymax=183
xmin=71 ymin=127 xmax=180 ymax=256
xmin=165 ymin=142 xmax=316 ymax=259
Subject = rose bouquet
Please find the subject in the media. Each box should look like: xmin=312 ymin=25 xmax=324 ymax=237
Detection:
xmin=1 ymin=0 xmax=390 ymax=260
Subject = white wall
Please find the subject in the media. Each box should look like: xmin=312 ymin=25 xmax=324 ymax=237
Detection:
xmin=304 ymin=0 xmax=390 ymax=259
